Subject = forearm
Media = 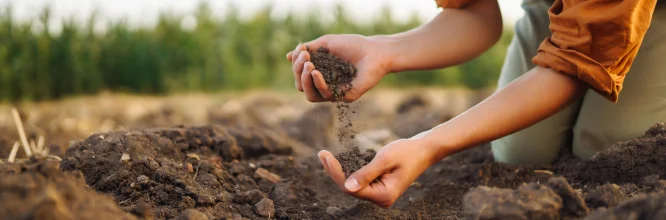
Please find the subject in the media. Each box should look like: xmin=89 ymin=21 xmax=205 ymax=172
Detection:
xmin=373 ymin=0 xmax=503 ymax=72
xmin=420 ymin=67 xmax=588 ymax=162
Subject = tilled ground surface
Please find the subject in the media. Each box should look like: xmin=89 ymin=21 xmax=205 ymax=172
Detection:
xmin=1 ymin=123 xmax=666 ymax=219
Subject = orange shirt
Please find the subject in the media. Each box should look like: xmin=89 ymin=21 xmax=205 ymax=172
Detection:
xmin=435 ymin=0 xmax=661 ymax=102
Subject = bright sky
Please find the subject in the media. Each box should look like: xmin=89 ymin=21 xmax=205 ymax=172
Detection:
xmin=0 ymin=0 xmax=524 ymax=27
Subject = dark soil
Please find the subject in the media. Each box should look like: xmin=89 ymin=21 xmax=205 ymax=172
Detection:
xmin=0 ymin=159 xmax=138 ymax=220
xmin=1 ymin=122 xmax=666 ymax=219
xmin=335 ymin=146 xmax=376 ymax=177
xmin=309 ymin=47 xmax=356 ymax=101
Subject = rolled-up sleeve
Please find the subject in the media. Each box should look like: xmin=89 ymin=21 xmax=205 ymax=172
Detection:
xmin=532 ymin=0 xmax=658 ymax=102
xmin=435 ymin=0 xmax=476 ymax=8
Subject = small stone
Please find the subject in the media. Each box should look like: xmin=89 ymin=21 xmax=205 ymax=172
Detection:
xmin=249 ymin=163 xmax=256 ymax=169
xmin=270 ymin=182 xmax=298 ymax=204
xmin=197 ymin=195 xmax=215 ymax=205
xmin=120 ymin=153 xmax=130 ymax=162
xmin=245 ymin=189 xmax=267 ymax=204
xmin=585 ymin=184 xmax=626 ymax=208
xmin=137 ymin=175 xmax=150 ymax=184
xmin=174 ymin=209 xmax=209 ymax=220
xmin=147 ymin=157 xmax=160 ymax=170
xmin=254 ymin=198 xmax=275 ymax=217
xmin=186 ymin=163 xmax=194 ymax=173
xmin=186 ymin=153 xmax=201 ymax=161
xmin=254 ymin=168 xmax=281 ymax=183
xmin=326 ymin=206 xmax=344 ymax=216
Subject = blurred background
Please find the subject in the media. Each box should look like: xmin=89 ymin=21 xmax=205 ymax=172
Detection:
xmin=0 ymin=0 xmax=523 ymax=157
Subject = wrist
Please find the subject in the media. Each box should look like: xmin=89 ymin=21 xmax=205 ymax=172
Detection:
xmin=415 ymin=125 xmax=462 ymax=164
xmin=368 ymin=35 xmax=402 ymax=73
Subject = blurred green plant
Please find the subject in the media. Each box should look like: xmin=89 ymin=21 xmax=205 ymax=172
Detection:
xmin=0 ymin=2 xmax=513 ymax=101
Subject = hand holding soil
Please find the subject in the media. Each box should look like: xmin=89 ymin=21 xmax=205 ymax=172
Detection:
xmin=317 ymin=138 xmax=438 ymax=208
xmin=286 ymin=34 xmax=391 ymax=102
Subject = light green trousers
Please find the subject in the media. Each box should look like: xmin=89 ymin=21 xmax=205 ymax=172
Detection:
xmin=491 ymin=1 xmax=666 ymax=164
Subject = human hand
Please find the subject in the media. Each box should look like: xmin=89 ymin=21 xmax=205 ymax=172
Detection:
xmin=317 ymin=137 xmax=439 ymax=208
xmin=286 ymin=34 xmax=392 ymax=102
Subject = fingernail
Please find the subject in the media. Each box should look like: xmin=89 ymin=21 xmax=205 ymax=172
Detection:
xmin=321 ymin=157 xmax=329 ymax=170
xmin=345 ymin=178 xmax=360 ymax=191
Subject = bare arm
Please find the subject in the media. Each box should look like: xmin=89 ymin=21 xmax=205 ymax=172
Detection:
xmin=317 ymin=67 xmax=588 ymax=207
xmin=422 ymin=67 xmax=588 ymax=161
xmin=377 ymin=0 xmax=503 ymax=72
xmin=287 ymin=0 xmax=503 ymax=102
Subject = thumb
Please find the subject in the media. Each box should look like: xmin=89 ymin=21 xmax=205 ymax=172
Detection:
xmin=345 ymin=155 xmax=392 ymax=192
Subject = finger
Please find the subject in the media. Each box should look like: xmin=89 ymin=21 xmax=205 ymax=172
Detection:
xmin=311 ymin=70 xmax=333 ymax=100
xmin=318 ymin=150 xmax=347 ymax=189
xmin=291 ymin=44 xmax=305 ymax=64
xmin=292 ymin=51 xmax=309 ymax=77
xmin=286 ymin=51 xmax=293 ymax=62
xmin=352 ymin=175 xmax=397 ymax=208
xmin=345 ymin=155 xmax=393 ymax=193
xmin=301 ymin=62 xmax=326 ymax=102
xmin=293 ymin=51 xmax=310 ymax=91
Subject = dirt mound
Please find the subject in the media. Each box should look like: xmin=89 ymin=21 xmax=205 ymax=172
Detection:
xmin=585 ymin=192 xmax=666 ymax=219
xmin=59 ymin=125 xmax=299 ymax=219
xmin=583 ymin=123 xmax=666 ymax=184
xmin=0 ymin=159 xmax=138 ymax=220
xmin=464 ymin=182 xmax=563 ymax=220
xmin=1 ymin=121 xmax=664 ymax=219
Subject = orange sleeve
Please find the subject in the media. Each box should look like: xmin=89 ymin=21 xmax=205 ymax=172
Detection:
xmin=435 ymin=0 xmax=476 ymax=8
xmin=532 ymin=0 xmax=658 ymax=102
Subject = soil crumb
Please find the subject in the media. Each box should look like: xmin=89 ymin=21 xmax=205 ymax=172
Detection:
xmin=335 ymin=146 xmax=376 ymax=177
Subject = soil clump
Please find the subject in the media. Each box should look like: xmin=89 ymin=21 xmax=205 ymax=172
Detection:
xmin=0 ymin=159 xmax=139 ymax=220
xmin=335 ymin=146 xmax=376 ymax=177
xmin=309 ymin=47 xmax=356 ymax=101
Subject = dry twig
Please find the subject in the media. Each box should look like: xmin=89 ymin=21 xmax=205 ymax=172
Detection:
xmin=7 ymin=142 xmax=20 ymax=163
xmin=11 ymin=108 xmax=32 ymax=157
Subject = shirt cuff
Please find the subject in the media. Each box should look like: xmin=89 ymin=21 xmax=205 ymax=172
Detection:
xmin=532 ymin=38 xmax=623 ymax=103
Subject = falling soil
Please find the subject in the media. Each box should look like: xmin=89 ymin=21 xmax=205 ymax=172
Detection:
xmin=2 ymin=122 xmax=666 ymax=219
xmin=309 ymin=46 xmax=369 ymax=176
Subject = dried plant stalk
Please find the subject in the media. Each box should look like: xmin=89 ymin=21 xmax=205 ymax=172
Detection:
xmin=8 ymin=142 xmax=20 ymax=163
xmin=11 ymin=108 xmax=32 ymax=157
